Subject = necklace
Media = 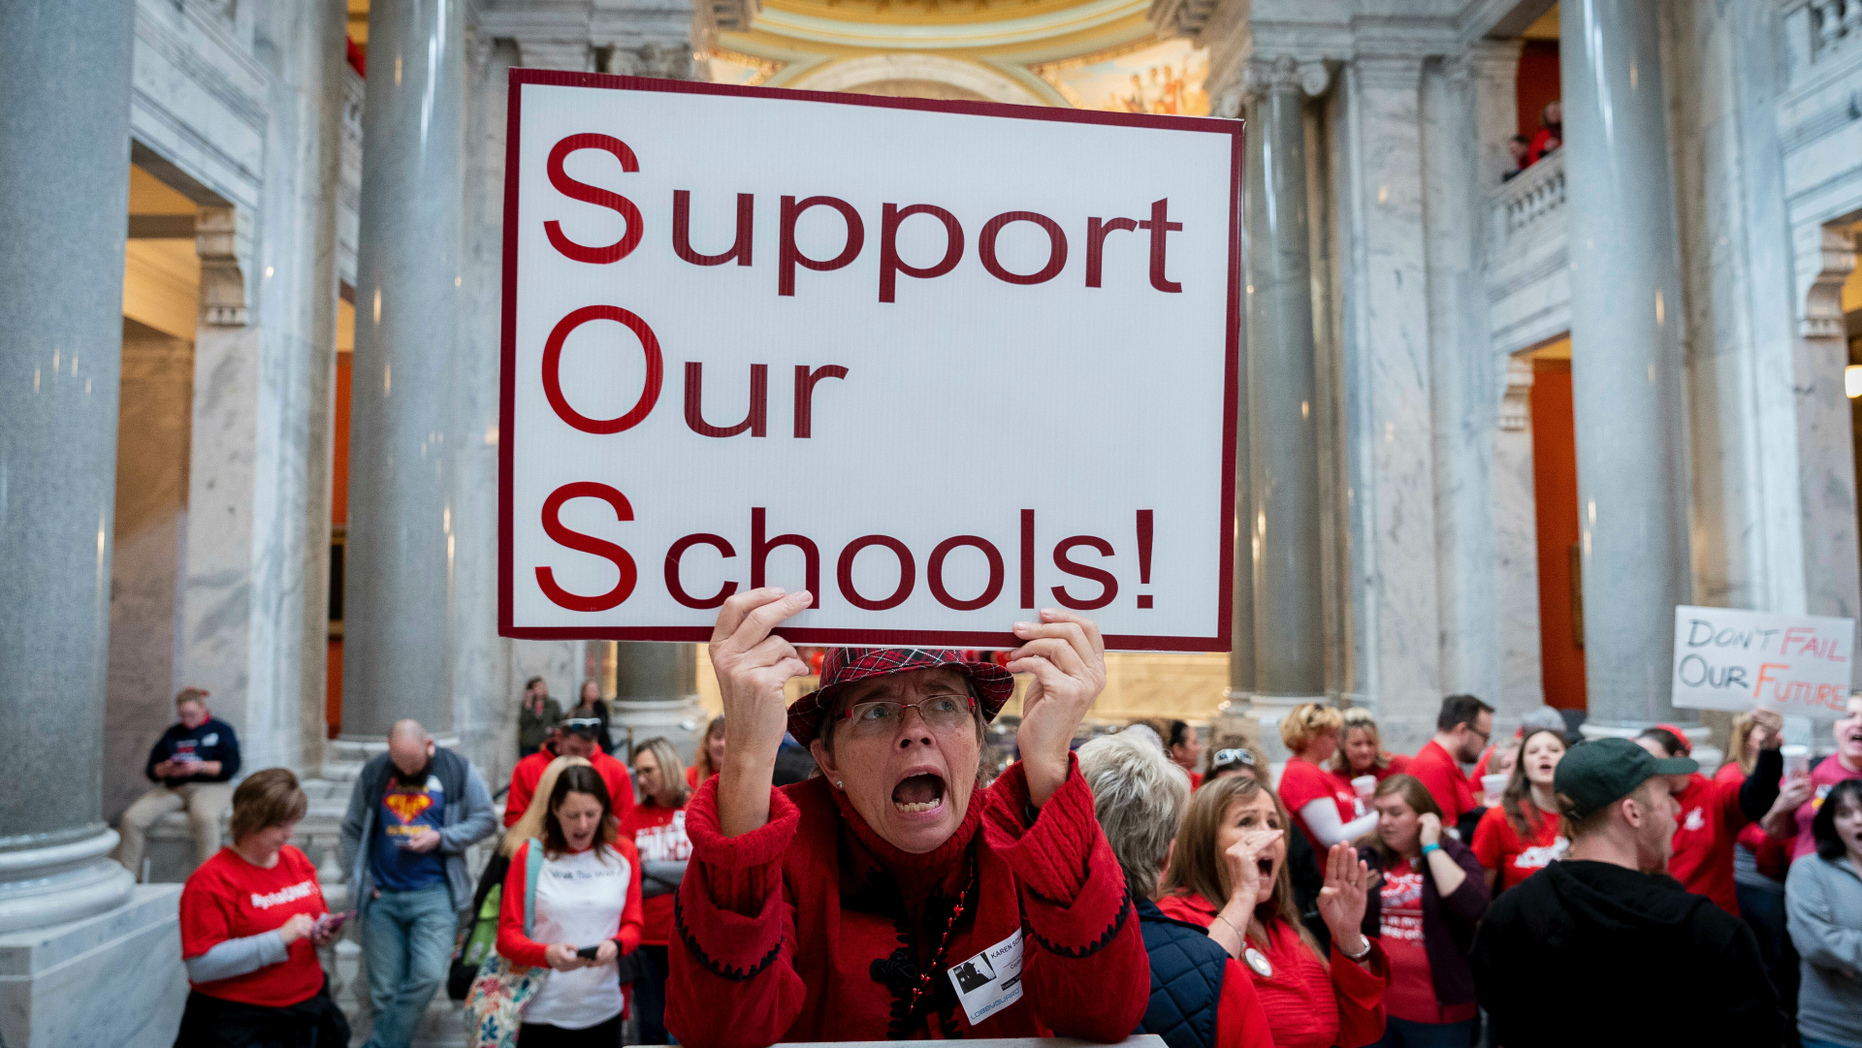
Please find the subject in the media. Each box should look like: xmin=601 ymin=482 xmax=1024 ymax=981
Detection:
xmin=905 ymin=855 xmax=975 ymax=1020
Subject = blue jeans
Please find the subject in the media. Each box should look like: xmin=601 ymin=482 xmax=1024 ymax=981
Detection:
xmin=361 ymin=883 xmax=456 ymax=1048
xmin=1801 ymin=1039 xmax=1860 ymax=1048
xmin=1372 ymin=1016 xmax=1480 ymax=1048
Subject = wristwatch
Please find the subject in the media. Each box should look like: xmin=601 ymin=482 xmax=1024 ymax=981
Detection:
xmin=1341 ymin=936 xmax=1373 ymax=962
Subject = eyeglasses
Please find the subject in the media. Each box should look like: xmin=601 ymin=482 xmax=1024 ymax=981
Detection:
xmin=1211 ymin=748 xmax=1257 ymax=771
xmin=1466 ymin=723 xmax=1492 ymax=744
xmin=833 ymin=694 xmax=977 ymax=737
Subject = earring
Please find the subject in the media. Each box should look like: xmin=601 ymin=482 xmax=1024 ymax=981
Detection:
xmin=836 ymin=781 xmax=844 ymax=789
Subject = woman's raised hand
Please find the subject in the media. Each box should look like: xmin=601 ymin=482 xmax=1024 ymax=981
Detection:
xmin=1222 ymin=829 xmax=1282 ymax=906
xmin=1316 ymin=841 xmax=1372 ymax=958
xmin=1007 ymin=609 xmax=1107 ymax=807
xmin=1418 ymin=812 xmax=1443 ymax=848
xmin=709 ymin=588 xmax=812 ymax=837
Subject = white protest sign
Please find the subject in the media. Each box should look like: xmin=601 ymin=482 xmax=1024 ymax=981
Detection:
xmin=500 ymin=73 xmax=1241 ymax=650
xmin=1671 ymin=605 xmax=1856 ymax=718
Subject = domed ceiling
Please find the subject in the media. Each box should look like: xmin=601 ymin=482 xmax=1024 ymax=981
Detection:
xmin=706 ymin=0 xmax=1208 ymax=112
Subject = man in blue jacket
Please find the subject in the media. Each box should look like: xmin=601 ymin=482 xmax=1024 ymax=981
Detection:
xmin=116 ymin=687 xmax=241 ymax=879
xmin=340 ymin=719 xmax=497 ymax=1048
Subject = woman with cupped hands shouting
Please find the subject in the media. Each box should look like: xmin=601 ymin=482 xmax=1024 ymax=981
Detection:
xmin=664 ymin=588 xmax=1150 ymax=1048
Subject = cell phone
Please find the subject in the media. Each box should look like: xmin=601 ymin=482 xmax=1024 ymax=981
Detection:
xmin=576 ymin=944 xmax=603 ymax=960
xmin=315 ymin=910 xmax=358 ymax=936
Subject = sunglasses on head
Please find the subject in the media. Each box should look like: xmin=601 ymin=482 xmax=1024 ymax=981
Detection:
xmin=563 ymin=718 xmax=603 ymax=734
xmin=1211 ymin=748 xmax=1257 ymax=771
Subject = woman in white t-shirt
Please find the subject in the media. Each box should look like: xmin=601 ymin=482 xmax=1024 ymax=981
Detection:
xmin=496 ymin=764 xmax=644 ymax=1046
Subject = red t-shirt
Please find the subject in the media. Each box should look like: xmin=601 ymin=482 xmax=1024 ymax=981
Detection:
xmin=620 ymin=799 xmax=692 ymax=946
xmin=1667 ymin=772 xmax=1746 ymax=915
xmin=179 ymin=845 xmax=328 ymax=1007
xmin=1471 ymin=802 xmax=1567 ymax=890
xmin=1408 ymin=741 xmax=1478 ymax=822
xmin=1376 ymin=858 xmax=1477 ymax=1025
xmin=1327 ymin=756 xmax=1410 ymax=813
xmin=1792 ymin=756 xmax=1862 ymax=860
xmin=1279 ymin=757 xmax=1357 ymax=848
xmin=504 ymin=747 xmax=636 ymax=828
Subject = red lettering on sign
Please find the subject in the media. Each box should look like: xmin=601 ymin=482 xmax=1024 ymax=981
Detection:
xmin=779 ymin=195 xmax=865 ymax=296
xmin=665 ymin=533 xmax=739 ymax=609
xmin=537 ymin=482 xmax=636 ymax=611
xmin=838 ymin=535 xmax=915 ymax=611
xmin=928 ymin=535 xmax=1004 ymax=611
xmin=792 ymin=365 xmax=849 ymax=439
xmin=542 ymin=306 xmax=664 ymax=434
xmin=672 ymin=190 xmax=754 ymax=266
xmin=979 ymin=211 xmax=1067 ymax=285
xmin=1052 ymin=535 xmax=1117 ymax=610
xmin=751 ymin=507 xmax=820 ymax=606
xmin=544 ymin=134 xmax=643 ymax=265
xmin=1085 ymin=217 xmax=1138 ymax=288
xmin=879 ymin=204 xmax=964 ymax=303
xmin=685 ymin=362 xmax=768 ymax=438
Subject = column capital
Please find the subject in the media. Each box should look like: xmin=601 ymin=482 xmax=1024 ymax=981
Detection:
xmin=1349 ymin=53 xmax=1424 ymax=89
xmin=513 ymin=37 xmax=594 ymax=72
xmin=1243 ymin=55 xmax=1333 ymax=98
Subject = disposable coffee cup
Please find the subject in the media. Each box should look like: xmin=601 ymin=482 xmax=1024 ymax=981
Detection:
xmin=1782 ymin=744 xmax=1810 ymax=779
xmin=1351 ymin=775 xmax=1377 ymax=799
xmin=1482 ymin=774 xmax=1508 ymax=802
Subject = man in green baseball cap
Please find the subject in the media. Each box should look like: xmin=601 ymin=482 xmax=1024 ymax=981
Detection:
xmin=1469 ymin=737 xmax=1782 ymax=1048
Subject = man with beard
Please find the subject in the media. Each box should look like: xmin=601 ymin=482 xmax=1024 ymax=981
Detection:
xmin=339 ymin=720 xmax=497 ymax=1048
xmin=1471 ymin=737 xmax=1781 ymax=1048
xmin=1408 ymin=693 xmax=1494 ymax=840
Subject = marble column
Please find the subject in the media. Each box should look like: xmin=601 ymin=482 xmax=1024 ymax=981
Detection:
xmin=341 ymin=0 xmax=466 ymax=744
xmin=0 ymin=0 xmax=138 ymax=930
xmin=1244 ymin=57 xmax=1328 ymax=719
xmin=1560 ymin=0 xmax=1694 ymax=731
xmin=610 ymin=643 xmax=706 ymax=762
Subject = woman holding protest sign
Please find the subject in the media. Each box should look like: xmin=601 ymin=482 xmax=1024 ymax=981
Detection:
xmin=665 ymin=589 xmax=1148 ymax=1045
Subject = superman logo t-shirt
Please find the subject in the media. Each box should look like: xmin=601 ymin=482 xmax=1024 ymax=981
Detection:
xmin=370 ymin=775 xmax=447 ymax=891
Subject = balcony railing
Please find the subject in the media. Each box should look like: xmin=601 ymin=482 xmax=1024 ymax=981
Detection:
xmin=1489 ymin=149 xmax=1566 ymax=259
xmin=1484 ymin=150 xmax=1570 ymax=356
xmin=1811 ymin=0 xmax=1862 ymax=63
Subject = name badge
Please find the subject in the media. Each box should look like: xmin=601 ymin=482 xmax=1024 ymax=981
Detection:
xmin=945 ymin=928 xmax=1024 ymax=1027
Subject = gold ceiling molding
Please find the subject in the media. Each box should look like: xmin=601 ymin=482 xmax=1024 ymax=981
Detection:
xmin=750 ymin=0 xmax=1150 ymax=50
xmin=701 ymin=47 xmax=787 ymax=86
xmin=766 ymin=0 xmax=1116 ymax=28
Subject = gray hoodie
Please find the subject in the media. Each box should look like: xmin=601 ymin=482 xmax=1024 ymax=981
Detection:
xmin=1786 ymin=852 xmax=1862 ymax=1047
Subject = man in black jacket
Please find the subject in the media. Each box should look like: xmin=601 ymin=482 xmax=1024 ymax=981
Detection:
xmin=115 ymin=687 xmax=241 ymax=879
xmin=1472 ymin=736 xmax=1782 ymax=1048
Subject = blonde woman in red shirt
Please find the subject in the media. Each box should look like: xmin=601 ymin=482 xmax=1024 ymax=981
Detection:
xmin=1159 ymin=774 xmax=1388 ymax=1048
xmin=1279 ymin=703 xmax=1380 ymax=851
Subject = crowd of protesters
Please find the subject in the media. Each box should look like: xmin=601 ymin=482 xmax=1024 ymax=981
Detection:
xmin=161 ymin=592 xmax=1862 ymax=1048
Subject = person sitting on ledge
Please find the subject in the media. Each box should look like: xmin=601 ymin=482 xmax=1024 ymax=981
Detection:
xmin=666 ymin=588 xmax=1149 ymax=1046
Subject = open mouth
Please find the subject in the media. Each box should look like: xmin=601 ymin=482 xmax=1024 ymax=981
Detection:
xmin=1256 ymin=858 xmax=1273 ymax=879
xmin=892 ymin=772 xmax=947 ymax=815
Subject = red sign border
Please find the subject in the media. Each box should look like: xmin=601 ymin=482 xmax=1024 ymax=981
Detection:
xmin=499 ymin=69 xmax=1243 ymax=652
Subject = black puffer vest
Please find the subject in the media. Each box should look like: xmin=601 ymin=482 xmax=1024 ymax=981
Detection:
xmin=1133 ymin=896 xmax=1228 ymax=1048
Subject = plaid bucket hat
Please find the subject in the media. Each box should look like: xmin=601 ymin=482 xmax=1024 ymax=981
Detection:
xmin=787 ymin=647 xmax=1015 ymax=748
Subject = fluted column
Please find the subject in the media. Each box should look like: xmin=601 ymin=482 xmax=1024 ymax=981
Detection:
xmin=1245 ymin=57 xmax=1329 ymax=713
xmin=1561 ymin=0 xmax=1694 ymax=731
xmin=0 ymin=0 xmax=139 ymax=931
xmin=342 ymin=0 xmax=466 ymax=743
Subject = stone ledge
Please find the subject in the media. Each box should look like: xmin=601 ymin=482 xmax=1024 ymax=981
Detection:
xmin=0 ymin=885 xmax=186 ymax=1048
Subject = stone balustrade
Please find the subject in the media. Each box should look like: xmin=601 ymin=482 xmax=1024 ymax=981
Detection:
xmin=1483 ymin=150 xmax=1570 ymax=355
xmin=1812 ymin=0 xmax=1862 ymax=61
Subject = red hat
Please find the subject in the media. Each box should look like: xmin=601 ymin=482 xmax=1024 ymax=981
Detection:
xmin=786 ymin=647 xmax=1014 ymax=748
xmin=1650 ymin=723 xmax=1693 ymax=756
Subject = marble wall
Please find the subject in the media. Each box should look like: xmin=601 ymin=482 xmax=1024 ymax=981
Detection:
xmin=106 ymin=324 xmax=195 ymax=824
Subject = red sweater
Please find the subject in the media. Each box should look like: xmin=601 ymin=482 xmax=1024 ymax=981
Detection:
xmin=1157 ymin=890 xmax=1388 ymax=1048
xmin=496 ymin=838 xmax=645 ymax=969
xmin=503 ymin=746 xmax=635 ymax=828
xmin=1667 ymin=771 xmax=1746 ymax=915
xmin=667 ymin=757 xmax=1150 ymax=1047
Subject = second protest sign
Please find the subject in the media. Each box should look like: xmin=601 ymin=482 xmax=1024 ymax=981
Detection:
xmin=500 ymin=74 xmax=1241 ymax=650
